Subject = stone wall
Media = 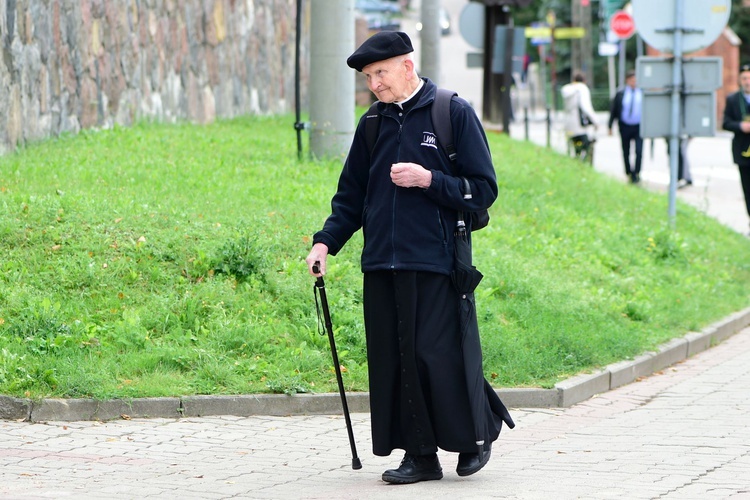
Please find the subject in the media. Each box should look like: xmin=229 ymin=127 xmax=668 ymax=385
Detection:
xmin=0 ymin=0 xmax=309 ymax=154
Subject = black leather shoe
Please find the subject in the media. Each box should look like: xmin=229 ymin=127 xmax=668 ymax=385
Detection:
xmin=382 ymin=453 xmax=443 ymax=484
xmin=456 ymin=443 xmax=492 ymax=477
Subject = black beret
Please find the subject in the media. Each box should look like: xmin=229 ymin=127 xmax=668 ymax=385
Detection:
xmin=347 ymin=31 xmax=414 ymax=72
xmin=741 ymin=63 xmax=750 ymax=73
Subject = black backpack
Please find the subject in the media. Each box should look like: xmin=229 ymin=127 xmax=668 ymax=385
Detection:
xmin=364 ymin=88 xmax=490 ymax=231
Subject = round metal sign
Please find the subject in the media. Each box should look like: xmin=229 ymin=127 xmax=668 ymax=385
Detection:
xmin=459 ymin=2 xmax=485 ymax=50
xmin=632 ymin=0 xmax=731 ymax=54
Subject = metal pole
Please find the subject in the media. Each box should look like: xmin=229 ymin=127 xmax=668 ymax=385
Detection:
xmin=524 ymin=106 xmax=529 ymax=140
xmin=539 ymin=45 xmax=548 ymax=110
xmin=618 ymin=39 xmax=626 ymax=88
xmin=550 ymin=28 xmax=558 ymax=111
xmin=572 ymin=0 xmax=581 ymax=76
xmin=502 ymin=24 xmax=514 ymax=134
xmin=546 ymin=107 xmax=551 ymax=148
xmin=483 ymin=5 xmax=506 ymax=123
xmin=582 ymin=0 xmax=594 ymax=87
xmin=310 ymin=0 xmax=354 ymax=159
xmin=667 ymin=1 xmax=684 ymax=227
xmin=420 ymin=0 xmax=441 ymax=84
xmin=294 ymin=0 xmax=303 ymax=160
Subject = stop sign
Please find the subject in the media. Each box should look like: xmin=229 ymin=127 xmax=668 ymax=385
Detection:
xmin=610 ymin=10 xmax=635 ymax=39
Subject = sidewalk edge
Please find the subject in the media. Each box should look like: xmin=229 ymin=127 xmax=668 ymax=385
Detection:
xmin=2 ymin=307 xmax=749 ymax=422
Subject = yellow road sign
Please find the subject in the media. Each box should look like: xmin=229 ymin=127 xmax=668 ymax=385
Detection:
xmin=524 ymin=26 xmax=585 ymax=40
xmin=525 ymin=27 xmax=552 ymax=38
xmin=553 ymin=27 xmax=586 ymax=39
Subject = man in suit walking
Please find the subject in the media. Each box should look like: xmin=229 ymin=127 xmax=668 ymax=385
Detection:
xmin=608 ymin=70 xmax=643 ymax=184
xmin=722 ymin=63 xmax=750 ymax=235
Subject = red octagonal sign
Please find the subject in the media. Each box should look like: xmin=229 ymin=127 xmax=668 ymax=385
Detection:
xmin=610 ymin=10 xmax=635 ymax=39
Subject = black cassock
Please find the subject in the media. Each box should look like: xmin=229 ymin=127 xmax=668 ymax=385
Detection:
xmin=363 ymin=270 xmax=514 ymax=457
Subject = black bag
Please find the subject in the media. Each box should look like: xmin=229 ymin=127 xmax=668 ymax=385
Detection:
xmin=579 ymin=106 xmax=592 ymax=127
xmin=365 ymin=88 xmax=490 ymax=231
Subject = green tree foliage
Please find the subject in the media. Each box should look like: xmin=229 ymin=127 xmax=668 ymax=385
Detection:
xmin=729 ymin=0 xmax=750 ymax=64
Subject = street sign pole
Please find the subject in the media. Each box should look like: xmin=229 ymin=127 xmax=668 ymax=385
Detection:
xmin=633 ymin=0 xmax=731 ymax=229
xmin=610 ymin=10 xmax=635 ymax=96
xmin=667 ymin=1 xmax=684 ymax=227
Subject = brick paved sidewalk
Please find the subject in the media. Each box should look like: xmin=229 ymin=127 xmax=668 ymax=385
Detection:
xmin=2 ymin=327 xmax=749 ymax=499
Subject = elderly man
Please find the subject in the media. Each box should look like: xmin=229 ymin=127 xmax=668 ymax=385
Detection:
xmin=305 ymin=31 xmax=514 ymax=484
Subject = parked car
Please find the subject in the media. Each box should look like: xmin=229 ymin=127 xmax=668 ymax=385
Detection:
xmin=355 ymin=0 xmax=401 ymax=14
xmin=415 ymin=7 xmax=451 ymax=36
xmin=356 ymin=0 xmax=402 ymax=33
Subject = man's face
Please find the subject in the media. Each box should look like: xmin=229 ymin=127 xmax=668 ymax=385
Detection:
xmin=362 ymin=56 xmax=413 ymax=103
xmin=626 ymin=75 xmax=636 ymax=88
xmin=740 ymin=71 xmax=750 ymax=94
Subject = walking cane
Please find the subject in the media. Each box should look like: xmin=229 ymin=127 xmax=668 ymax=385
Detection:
xmin=313 ymin=263 xmax=362 ymax=470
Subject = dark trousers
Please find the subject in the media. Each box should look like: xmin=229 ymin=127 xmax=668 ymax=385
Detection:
xmin=619 ymin=123 xmax=643 ymax=176
xmin=362 ymin=271 xmax=477 ymax=456
xmin=666 ymin=138 xmax=687 ymax=181
xmin=738 ymin=162 xmax=750 ymax=218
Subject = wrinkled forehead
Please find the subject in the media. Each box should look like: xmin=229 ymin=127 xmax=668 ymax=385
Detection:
xmin=362 ymin=55 xmax=406 ymax=76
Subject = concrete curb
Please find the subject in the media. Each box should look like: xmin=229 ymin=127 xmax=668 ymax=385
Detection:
xmin=554 ymin=306 xmax=750 ymax=408
xmin=2 ymin=307 xmax=749 ymax=422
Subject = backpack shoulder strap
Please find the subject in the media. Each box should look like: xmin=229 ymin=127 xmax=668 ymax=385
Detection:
xmin=432 ymin=88 xmax=457 ymax=164
xmin=365 ymin=101 xmax=381 ymax=157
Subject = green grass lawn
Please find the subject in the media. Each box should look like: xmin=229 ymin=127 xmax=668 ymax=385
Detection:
xmin=1 ymin=115 xmax=749 ymax=400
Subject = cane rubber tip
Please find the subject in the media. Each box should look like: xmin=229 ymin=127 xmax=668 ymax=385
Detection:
xmin=352 ymin=457 xmax=362 ymax=470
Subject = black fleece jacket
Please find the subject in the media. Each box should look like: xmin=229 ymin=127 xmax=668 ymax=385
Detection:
xmin=313 ymin=78 xmax=498 ymax=275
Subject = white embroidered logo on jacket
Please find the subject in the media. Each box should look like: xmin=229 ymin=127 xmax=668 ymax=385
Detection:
xmin=421 ymin=132 xmax=438 ymax=149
